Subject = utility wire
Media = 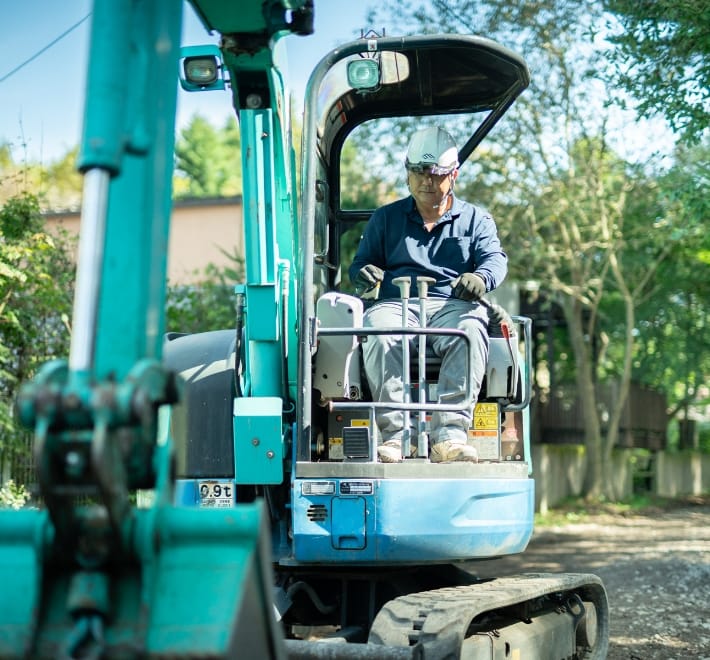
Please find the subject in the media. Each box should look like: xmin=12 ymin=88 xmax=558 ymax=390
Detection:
xmin=0 ymin=12 xmax=91 ymax=84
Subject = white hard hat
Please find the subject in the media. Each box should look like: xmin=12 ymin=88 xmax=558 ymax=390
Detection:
xmin=405 ymin=127 xmax=459 ymax=175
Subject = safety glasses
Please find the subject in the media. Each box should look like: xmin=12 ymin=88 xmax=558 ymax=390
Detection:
xmin=405 ymin=162 xmax=456 ymax=176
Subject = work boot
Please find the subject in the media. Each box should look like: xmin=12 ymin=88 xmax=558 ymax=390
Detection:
xmin=430 ymin=440 xmax=478 ymax=463
xmin=377 ymin=441 xmax=402 ymax=463
xmin=377 ymin=439 xmax=418 ymax=463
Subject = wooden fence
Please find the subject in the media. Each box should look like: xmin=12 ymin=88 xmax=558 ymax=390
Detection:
xmin=536 ymin=381 xmax=668 ymax=450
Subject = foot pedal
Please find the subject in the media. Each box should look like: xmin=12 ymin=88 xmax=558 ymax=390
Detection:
xmin=343 ymin=426 xmax=371 ymax=461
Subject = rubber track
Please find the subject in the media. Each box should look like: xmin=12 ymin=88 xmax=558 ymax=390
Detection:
xmin=369 ymin=572 xmax=609 ymax=659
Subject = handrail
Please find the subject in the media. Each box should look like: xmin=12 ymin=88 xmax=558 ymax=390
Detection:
xmin=502 ymin=316 xmax=532 ymax=412
xmin=317 ymin=326 xmax=474 ymax=415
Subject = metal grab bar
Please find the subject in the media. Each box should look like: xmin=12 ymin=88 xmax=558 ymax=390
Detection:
xmin=317 ymin=315 xmax=531 ymax=414
xmin=503 ymin=316 xmax=532 ymax=412
xmin=319 ymin=325 xmax=473 ymax=463
xmin=317 ymin=326 xmax=475 ymax=414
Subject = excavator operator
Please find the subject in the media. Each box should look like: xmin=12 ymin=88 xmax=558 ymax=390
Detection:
xmin=349 ymin=126 xmax=508 ymax=463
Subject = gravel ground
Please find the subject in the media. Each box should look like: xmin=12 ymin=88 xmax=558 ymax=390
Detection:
xmin=471 ymin=496 xmax=710 ymax=659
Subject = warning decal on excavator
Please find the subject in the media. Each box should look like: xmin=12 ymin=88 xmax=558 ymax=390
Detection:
xmin=473 ymin=402 xmax=499 ymax=431
xmin=470 ymin=403 xmax=500 ymax=459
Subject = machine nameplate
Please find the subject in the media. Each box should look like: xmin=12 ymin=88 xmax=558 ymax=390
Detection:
xmin=340 ymin=481 xmax=373 ymax=495
xmin=198 ymin=480 xmax=234 ymax=508
xmin=302 ymin=481 xmax=336 ymax=495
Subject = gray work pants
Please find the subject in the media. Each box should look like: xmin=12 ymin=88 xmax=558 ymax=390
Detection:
xmin=362 ymin=297 xmax=489 ymax=444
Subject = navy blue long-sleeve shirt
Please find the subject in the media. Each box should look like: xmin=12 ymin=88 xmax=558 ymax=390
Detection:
xmin=349 ymin=195 xmax=507 ymax=300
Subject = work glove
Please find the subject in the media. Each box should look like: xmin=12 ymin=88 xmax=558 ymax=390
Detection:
xmin=354 ymin=264 xmax=384 ymax=291
xmin=451 ymin=273 xmax=486 ymax=301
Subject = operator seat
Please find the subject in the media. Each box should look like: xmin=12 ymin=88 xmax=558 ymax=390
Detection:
xmin=312 ymin=291 xmax=521 ymax=406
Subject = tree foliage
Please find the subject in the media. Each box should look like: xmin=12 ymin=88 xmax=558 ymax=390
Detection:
xmin=0 ymin=143 xmax=83 ymax=211
xmin=42 ymin=148 xmax=83 ymax=210
xmin=337 ymin=130 xmax=398 ymax=293
xmin=0 ymin=145 xmax=42 ymax=208
xmin=1 ymin=112 xmax=248 ymax=210
xmin=603 ymin=0 xmax=710 ymax=143
xmin=173 ymin=114 xmax=242 ymax=198
xmin=340 ymin=139 xmax=390 ymax=210
xmin=625 ymin=141 xmax=710 ymax=418
xmin=165 ymin=249 xmax=245 ymax=334
xmin=0 ymin=193 xmax=75 ymax=459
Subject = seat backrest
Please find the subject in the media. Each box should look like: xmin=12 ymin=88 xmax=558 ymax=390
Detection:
xmin=313 ymin=292 xmax=364 ymax=400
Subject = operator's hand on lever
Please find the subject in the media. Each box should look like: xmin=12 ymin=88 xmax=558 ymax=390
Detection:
xmin=451 ymin=272 xmax=486 ymax=302
xmin=354 ymin=264 xmax=384 ymax=297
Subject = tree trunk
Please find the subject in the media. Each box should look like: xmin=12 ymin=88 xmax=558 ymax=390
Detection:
xmin=561 ymin=296 xmax=604 ymax=498
xmin=603 ymin=287 xmax=635 ymax=497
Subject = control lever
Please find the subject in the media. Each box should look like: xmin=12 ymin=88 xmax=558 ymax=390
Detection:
xmin=392 ymin=276 xmax=412 ymax=460
xmin=416 ymin=277 xmax=436 ymax=458
xmin=451 ymin=281 xmax=518 ymax=386
xmin=479 ymin=297 xmax=517 ymax=365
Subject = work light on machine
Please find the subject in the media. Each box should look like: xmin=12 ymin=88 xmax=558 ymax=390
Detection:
xmin=184 ymin=56 xmax=219 ymax=85
xmin=179 ymin=45 xmax=226 ymax=92
xmin=347 ymin=58 xmax=380 ymax=91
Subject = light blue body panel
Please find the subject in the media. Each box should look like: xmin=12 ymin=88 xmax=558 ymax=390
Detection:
xmin=290 ymin=463 xmax=534 ymax=564
xmin=175 ymin=464 xmax=534 ymax=565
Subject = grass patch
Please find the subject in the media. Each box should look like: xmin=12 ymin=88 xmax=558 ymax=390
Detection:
xmin=534 ymin=493 xmax=710 ymax=527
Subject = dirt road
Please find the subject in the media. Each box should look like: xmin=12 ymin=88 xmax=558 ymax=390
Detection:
xmin=471 ymin=497 xmax=710 ymax=659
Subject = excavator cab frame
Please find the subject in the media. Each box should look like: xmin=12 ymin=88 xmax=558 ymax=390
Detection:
xmin=298 ymin=34 xmax=531 ymax=463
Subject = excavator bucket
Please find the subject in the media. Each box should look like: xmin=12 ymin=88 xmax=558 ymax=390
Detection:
xmin=0 ymin=504 xmax=285 ymax=658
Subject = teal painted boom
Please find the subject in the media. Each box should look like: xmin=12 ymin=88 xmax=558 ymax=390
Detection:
xmin=0 ymin=0 xmax=312 ymax=656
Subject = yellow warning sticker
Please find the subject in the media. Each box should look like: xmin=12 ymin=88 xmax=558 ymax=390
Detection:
xmin=473 ymin=403 xmax=499 ymax=431
xmin=328 ymin=437 xmax=343 ymax=460
xmin=351 ymin=419 xmax=369 ymax=427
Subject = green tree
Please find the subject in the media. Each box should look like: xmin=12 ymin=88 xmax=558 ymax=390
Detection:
xmin=0 ymin=144 xmax=43 ymax=206
xmin=603 ymin=0 xmax=710 ymax=144
xmin=165 ymin=249 xmax=245 ymax=334
xmin=337 ymin=132 xmax=390 ymax=292
xmin=0 ymin=193 xmax=74 ymax=464
xmin=340 ymin=139 xmax=387 ymax=210
xmin=618 ymin=140 xmax=710 ymax=428
xmin=173 ymin=114 xmax=242 ymax=198
xmin=41 ymin=147 xmax=83 ymax=210
xmin=501 ymin=135 xmax=683 ymax=497
xmin=0 ymin=144 xmax=83 ymax=211
xmin=0 ymin=143 xmax=11 ymax=170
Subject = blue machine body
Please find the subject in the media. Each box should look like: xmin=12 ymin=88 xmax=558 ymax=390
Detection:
xmin=175 ymin=471 xmax=534 ymax=564
xmin=290 ymin=474 xmax=534 ymax=563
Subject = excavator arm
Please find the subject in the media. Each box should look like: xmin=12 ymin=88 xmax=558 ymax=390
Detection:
xmin=0 ymin=1 xmax=310 ymax=657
